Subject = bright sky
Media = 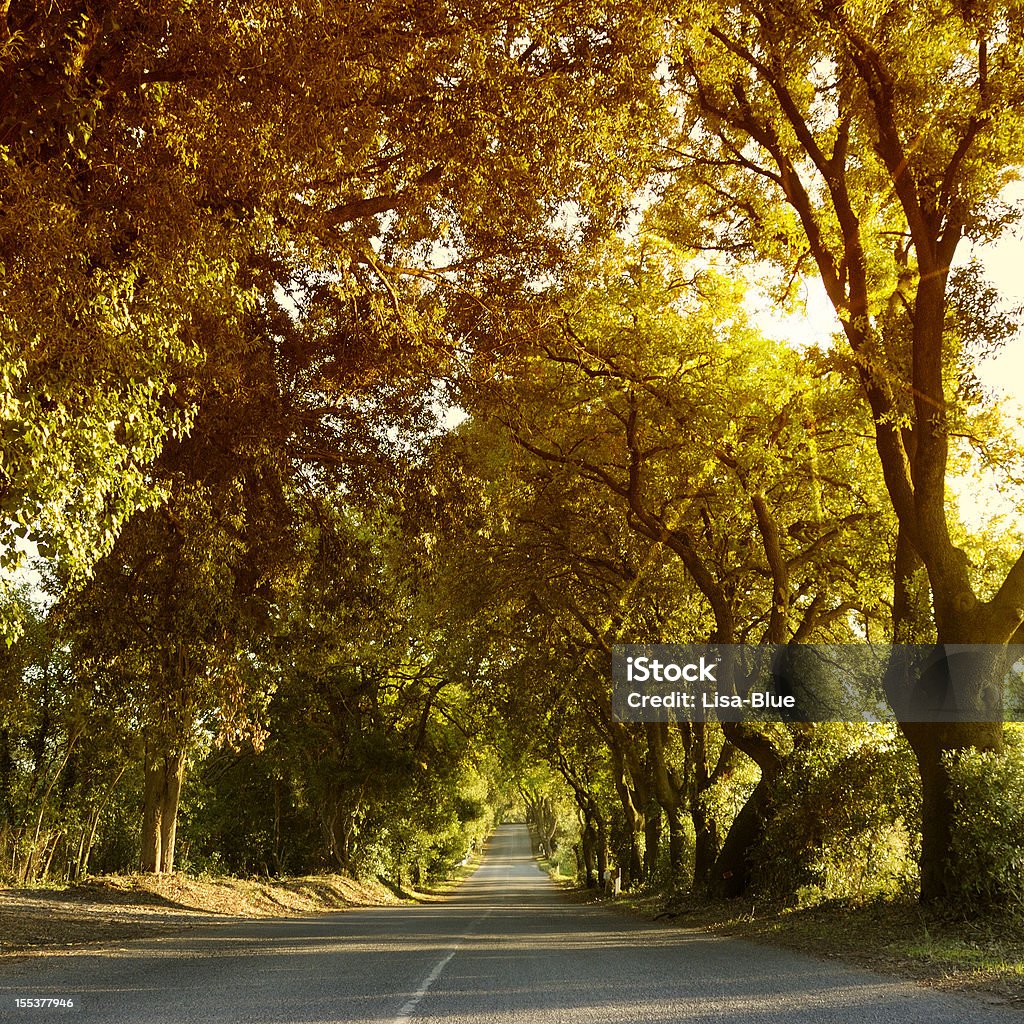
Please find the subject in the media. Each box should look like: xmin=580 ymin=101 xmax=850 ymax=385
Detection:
xmin=963 ymin=220 xmax=1024 ymax=411
xmin=949 ymin=221 xmax=1024 ymax=529
xmin=771 ymin=261 xmax=1022 ymax=399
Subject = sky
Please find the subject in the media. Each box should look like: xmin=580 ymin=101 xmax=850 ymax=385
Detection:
xmin=963 ymin=215 xmax=1024 ymax=410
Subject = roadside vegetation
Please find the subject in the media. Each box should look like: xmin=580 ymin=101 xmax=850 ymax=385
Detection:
xmin=0 ymin=872 xmax=402 ymax=956
xmin=538 ymin=829 xmax=1024 ymax=1004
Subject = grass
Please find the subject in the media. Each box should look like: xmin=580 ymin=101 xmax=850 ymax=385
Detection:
xmin=0 ymin=849 xmax=490 ymax=957
xmin=693 ymin=897 xmax=1024 ymax=1004
xmin=410 ymin=853 xmax=485 ymax=900
xmin=0 ymin=870 xmax=405 ymax=956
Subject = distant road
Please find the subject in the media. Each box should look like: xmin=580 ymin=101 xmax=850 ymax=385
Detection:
xmin=1 ymin=824 xmax=1016 ymax=1023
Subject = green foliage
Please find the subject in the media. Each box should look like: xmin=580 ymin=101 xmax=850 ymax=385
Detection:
xmin=756 ymin=725 xmax=919 ymax=903
xmin=473 ymin=238 xmax=893 ymax=650
xmin=0 ymin=0 xmax=672 ymax=642
xmin=0 ymin=594 xmax=143 ymax=883
xmin=2 ymin=1 xmax=1022 ymax=914
xmin=947 ymin=733 xmax=1024 ymax=912
xmin=175 ymin=749 xmax=294 ymax=877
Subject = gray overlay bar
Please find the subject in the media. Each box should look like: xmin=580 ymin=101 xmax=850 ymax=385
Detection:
xmin=612 ymin=644 xmax=1024 ymax=723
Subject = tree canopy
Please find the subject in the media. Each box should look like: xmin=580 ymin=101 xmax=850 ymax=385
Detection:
xmin=2 ymin=0 xmax=1024 ymax=917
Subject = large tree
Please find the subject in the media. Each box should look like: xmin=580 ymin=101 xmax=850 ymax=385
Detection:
xmin=661 ymin=0 xmax=1024 ymax=901
xmin=450 ymin=241 xmax=892 ymax=893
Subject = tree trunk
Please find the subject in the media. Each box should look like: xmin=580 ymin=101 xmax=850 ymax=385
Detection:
xmin=889 ymin=530 xmax=1007 ymax=903
xmin=680 ymin=722 xmax=727 ymax=891
xmin=661 ymin=802 xmax=684 ymax=876
xmin=609 ymin=745 xmax=645 ymax=888
xmin=691 ymin=797 xmax=719 ymax=889
xmin=899 ymin=719 xmax=1003 ymax=902
xmin=141 ymin=740 xmax=187 ymax=874
xmin=581 ymin=815 xmax=597 ymax=887
xmin=41 ymin=830 xmax=62 ymax=881
xmin=647 ymin=721 xmax=689 ymax=877
xmin=643 ymin=800 xmax=662 ymax=882
xmin=317 ymin=802 xmax=346 ymax=872
xmin=272 ymin=780 xmax=282 ymax=875
xmin=710 ymin=722 xmax=786 ymax=897
xmin=711 ymin=772 xmax=773 ymax=897
xmin=596 ymin=811 xmax=609 ymax=881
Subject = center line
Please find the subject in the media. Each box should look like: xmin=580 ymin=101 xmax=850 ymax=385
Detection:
xmin=391 ymin=910 xmax=492 ymax=1024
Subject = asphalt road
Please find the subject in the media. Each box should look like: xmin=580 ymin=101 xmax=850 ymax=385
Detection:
xmin=1 ymin=824 xmax=1017 ymax=1023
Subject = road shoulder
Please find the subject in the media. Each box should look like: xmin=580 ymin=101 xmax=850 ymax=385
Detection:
xmin=542 ymin=860 xmax=1024 ymax=1011
xmin=0 ymin=873 xmax=401 ymax=958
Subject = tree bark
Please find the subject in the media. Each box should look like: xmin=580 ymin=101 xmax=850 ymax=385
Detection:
xmin=581 ymin=814 xmax=597 ymax=887
xmin=710 ymin=722 xmax=787 ymax=897
xmin=680 ymin=721 xmax=730 ymax=890
xmin=901 ymin=721 xmax=1002 ymax=902
xmin=889 ymin=528 xmax=1007 ymax=902
xmin=596 ymin=810 xmax=609 ymax=881
xmin=643 ymin=799 xmax=662 ymax=881
xmin=141 ymin=739 xmax=187 ymax=874
xmin=646 ymin=721 xmax=688 ymax=877
xmin=272 ymin=779 xmax=282 ymax=875
xmin=608 ymin=743 xmax=645 ymax=887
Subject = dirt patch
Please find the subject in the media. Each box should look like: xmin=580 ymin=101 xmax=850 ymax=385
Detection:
xmin=0 ymin=873 xmax=402 ymax=957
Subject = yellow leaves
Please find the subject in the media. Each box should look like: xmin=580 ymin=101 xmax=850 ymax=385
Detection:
xmin=0 ymin=1 xmax=672 ymax=642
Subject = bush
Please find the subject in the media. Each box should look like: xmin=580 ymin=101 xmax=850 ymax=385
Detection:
xmin=755 ymin=724 xmax=919 ymax=903
xmin=947 ymin=737 xmax=1024 ymax=913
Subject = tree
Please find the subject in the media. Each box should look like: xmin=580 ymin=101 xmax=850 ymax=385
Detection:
xmin=0 ymin=588 xmax=141 ymax=884
xmin=59 ymin=288 xmax=303 ymax=873
xmin=402 ymin=415 xmax=664 ymax=886
xmin=463 ymin=239 xmax=892 ymax=893
xmin=260 ymin=493 xmax=503 ymax=884
xmin=662 ymin=0 xmax=1024 ymax=902
xmin=63 ymin=489 xmax=280 ymax=874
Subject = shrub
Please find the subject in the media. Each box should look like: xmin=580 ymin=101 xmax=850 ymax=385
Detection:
xmin=755 ymin=724 xmax=919 ymax=903
xmin=946 ymin=736 xmax=1024 ymax=913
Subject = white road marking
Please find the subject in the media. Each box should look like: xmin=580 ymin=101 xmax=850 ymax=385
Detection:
xmin=391 ymin=910 xmax=492 ymax=1023
xmin=392 ymin=948 xmax=458 ymax=1022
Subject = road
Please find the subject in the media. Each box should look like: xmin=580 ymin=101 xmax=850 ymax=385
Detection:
xmin=1 ymin=824 xmax=1016 ymax=1023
